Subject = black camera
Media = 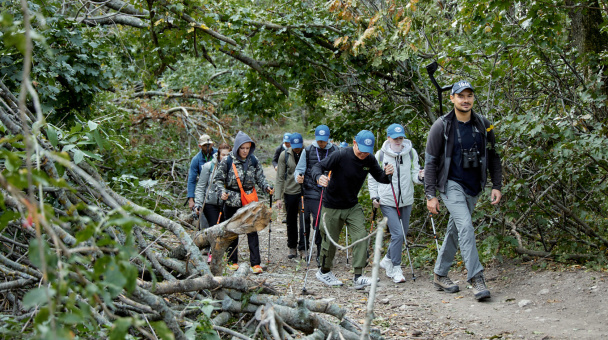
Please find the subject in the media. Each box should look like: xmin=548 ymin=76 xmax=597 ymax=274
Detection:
xmin=462 ymin=148 xmax=480 ymax=169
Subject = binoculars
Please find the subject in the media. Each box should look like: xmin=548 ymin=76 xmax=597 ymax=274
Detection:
xmin=462 ymin=148 xmax=480 ymax=169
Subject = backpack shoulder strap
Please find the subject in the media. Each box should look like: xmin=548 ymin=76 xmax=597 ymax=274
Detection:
xmin=283 ymin=150 xmax=290 ymax=180
xmin=378 ymin=150 xmax=384 ymax=164
xmin=224 ymin=155 xmax=233 ymax=186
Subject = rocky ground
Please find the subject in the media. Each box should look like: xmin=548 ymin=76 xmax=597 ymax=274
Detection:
xmin=214 ymin=161 xmax=608 ymax=339
xmin=233 ymin=214 xmax=607 ymax=339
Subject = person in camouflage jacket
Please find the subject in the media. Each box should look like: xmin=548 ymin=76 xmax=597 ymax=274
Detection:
xmin=213 ymin=131 xmax=273 ymax=273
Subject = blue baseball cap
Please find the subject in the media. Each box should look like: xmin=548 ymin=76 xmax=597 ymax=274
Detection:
xmin=289 ymin=133 xmax=303 ymax=148
xmin=315 ymin=125 xmax=330 ymax=142
xmin=387 ymin=123 xmax=406 ymax=139
xmin=451 ymin=80 xmax=474 ymax=95
xmin=354 ymin=130 xmax=375 ymax=154
xmin=340 ymin=142 xmax=348 ymax=148
xmin=283 ymin=133 xmax=291 ymax=143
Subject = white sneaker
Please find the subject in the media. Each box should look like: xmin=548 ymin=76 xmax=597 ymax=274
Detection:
xmin=391 ymin=266 xmax=406 ymax=283
xmin=353 ymin=275 xmax=374 ymax=290
xmin=379 ymin=256 xmax=394 ymax=278
xmin=316 ymin=269 xmax=343 ymax=286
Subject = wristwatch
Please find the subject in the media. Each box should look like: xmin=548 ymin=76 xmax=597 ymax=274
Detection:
xmin=426 ymin=194 xmax=435 ymax=201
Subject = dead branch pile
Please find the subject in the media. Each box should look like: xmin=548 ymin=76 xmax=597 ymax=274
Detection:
xmin=0 ymin=81 xmax=383 ymax=339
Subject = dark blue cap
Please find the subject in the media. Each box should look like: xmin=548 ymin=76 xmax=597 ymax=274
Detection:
xmin=289 ymin=133 xmax=303 ymax=148
xmin=387 ymin=123 xmax=406 ymax=139
xmin=283 ymin=133 xmax=291 ymax=143
xmin=354 ymin=130 xmax=375 ymax=153
xmin=315 ymin=125 xmax=330 ymax=142
xmin=451 ymin=80 xmax=474 ymax=95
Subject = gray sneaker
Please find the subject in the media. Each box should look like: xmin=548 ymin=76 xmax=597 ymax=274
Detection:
xmin=434 ymin=273 xmax=460 ymax=293
xmin=353 ymin=275 xmax=374 ymax=290
xmin=316 ymin=269 xmax=343 ymax=286
xmin=470 ymin=273 xmax=491 ymax=301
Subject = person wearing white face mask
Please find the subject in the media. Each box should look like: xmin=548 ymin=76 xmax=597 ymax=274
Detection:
xmin=368 ymin=123 xmax=424 ymax=283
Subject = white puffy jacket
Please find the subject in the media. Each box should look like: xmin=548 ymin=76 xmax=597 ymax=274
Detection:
xmin=368 ymin=139 xmax=423 ymax=207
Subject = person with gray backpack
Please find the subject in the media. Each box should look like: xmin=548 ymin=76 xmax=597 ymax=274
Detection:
xmin=368 ymin=124 xmax=424 ymax=283
xmin=425 ymin=80 xmax=502 ymax=301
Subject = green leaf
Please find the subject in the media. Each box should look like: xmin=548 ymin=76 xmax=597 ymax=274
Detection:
xmin=87 ymin=121 xmax=98 ymax=131
xmin=0 ymin=210 xmax=19 ymax=231
xmin=46 ymin=125 xmax=58 ymax=148
xmin=109 ymin=317 xmax=133 ymax=340
xmin=23 ymin=287 xmax=54 ymax=308
xmin=93 ymin=129 xmax=104 ymax=151
xmin=75 ymin=224 xmax=96 ymax=243
xmin=73 ymin=149 xmax=84 ymax=164
xmin=151 ymin=321 xmax=176 ymax=340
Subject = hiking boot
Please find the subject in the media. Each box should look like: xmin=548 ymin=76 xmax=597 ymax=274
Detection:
xmin=282 ymin=219 xmax=287 ymax=224
xmin=250 ymin=265 xmax=263 ymax=274
xmin=316 ymin=269 xmax=343 ymax=286
xmin=379 ymin=256 xmax=394 ymax=278
xmin=288 ymin=248 xmax=297 ymax=259
xmin=470 ymin=273 xmax=491 ymax=301
xmin=227 ymin=263 xmax=239 ymax=271
xmin=299 ymin=249 xmax=307 ymax=259
xmin=391 ymin=266 xmax=406 ymax=283
xmin=353 ymin=275 xmax=374 ymax=290
xmin=434 ymin=273 xmax=460 ymax=293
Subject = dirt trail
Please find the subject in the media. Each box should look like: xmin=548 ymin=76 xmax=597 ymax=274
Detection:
xmin=231 ymin=164 xmax=608 ymax=339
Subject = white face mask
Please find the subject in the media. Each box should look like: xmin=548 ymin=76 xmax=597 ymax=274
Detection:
xmin=388 ymin=137 xmax=404 ymax=152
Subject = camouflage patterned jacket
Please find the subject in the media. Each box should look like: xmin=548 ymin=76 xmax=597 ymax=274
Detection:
xmin=213 ymin=155 xmax=270 ymax=208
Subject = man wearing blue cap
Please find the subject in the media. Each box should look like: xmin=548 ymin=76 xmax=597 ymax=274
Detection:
xmin=425 ymin=80 xmax=502 ymax=301
xmin=294 ymin=125 xmax=339 ymax=260
xmin=275 ymin=133 xmax=305 ymax=259
xmin=311 ymin=130 xmax=394 ymax=289
xmin=368 ymin=123 xmax=424 ymax=283
xmin=272 ymin=133 xmax=291 ymax=170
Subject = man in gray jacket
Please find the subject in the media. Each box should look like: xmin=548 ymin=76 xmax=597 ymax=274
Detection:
xmin=424 ymin=80 xmax=502 ymax=301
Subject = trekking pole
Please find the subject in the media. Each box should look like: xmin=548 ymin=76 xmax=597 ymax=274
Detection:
xmin=387 ymin=171 xmax=416 ymax=281
xmin=302 ymin=171 xmax=330 ymax=294
xmin=216 ymin=201 xmax=226 ymax=225
xmin=300 ymin=184 xmax=307 ymax=260
xmin=268 ymin=192 xmax=273 ymax=266
xmin=429 ymin=213 xmax=440 ymax=252
xmin=367 ymin=207 xmax=377 ymax=251
xmin=345 ymin=226 xmax=349 ymax=264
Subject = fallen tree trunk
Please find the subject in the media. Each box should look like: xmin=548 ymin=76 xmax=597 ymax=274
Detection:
xmin=169 ymin=201 xmax=271 ymax=275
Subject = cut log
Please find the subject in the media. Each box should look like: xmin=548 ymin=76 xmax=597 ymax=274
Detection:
xmin=169 ymin=201 xmax=271 ymax=274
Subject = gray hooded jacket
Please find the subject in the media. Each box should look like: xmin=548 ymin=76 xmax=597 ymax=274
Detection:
xmin=213 ymin=131 xmax=270 ymax=208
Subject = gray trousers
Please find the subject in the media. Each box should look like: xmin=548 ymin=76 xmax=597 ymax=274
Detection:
xmin=434 ymin=180 xmax=483 ymax=281
xmin=380 ymin=205 xmax=413 ymax=266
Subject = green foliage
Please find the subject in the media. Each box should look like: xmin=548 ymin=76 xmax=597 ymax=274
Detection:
xmin=0 ymin=2 xmax=113 ymax=123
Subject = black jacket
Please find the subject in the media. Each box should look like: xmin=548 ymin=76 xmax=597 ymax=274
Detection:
xmin=272 ymin=144 xmax=286 ymax=168
xmin=302 ymin=144 xmax=338 ymax=200
xmin=311 ymin=147 xmax=390 ymax=209
xmin=424 ymin=110 xmax=502 ymax=197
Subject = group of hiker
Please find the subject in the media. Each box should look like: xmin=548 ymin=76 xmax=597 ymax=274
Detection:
xmin=186 ymin=80 xmax=502 ymax=301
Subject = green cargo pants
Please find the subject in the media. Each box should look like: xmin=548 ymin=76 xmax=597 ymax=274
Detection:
xmin=319 ymin=204 xmax=367 ymax=275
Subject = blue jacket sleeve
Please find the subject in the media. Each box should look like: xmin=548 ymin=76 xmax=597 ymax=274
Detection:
xmin=187 ymin=153 xmax=201 ymax=198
